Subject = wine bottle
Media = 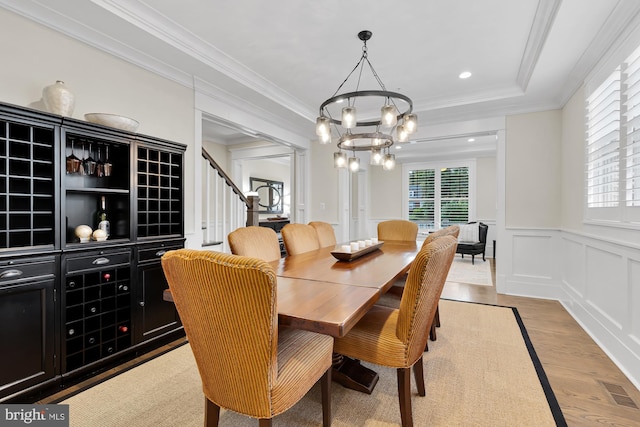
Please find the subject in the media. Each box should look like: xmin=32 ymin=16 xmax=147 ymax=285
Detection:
xmin=96 ymin=196 xmax=110 ymax=238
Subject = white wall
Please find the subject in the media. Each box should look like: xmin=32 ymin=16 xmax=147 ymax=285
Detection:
xmin=505 ymin=110 xmax=562 ymax=228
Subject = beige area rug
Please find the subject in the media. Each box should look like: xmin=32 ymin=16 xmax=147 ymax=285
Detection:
xmin=446 ymin=255 xmax=493 ymax=286
xmin=61 ymin=300 xmax=564 ymax=426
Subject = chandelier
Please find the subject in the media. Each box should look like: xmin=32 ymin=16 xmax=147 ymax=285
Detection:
xmin=316 ymin=30 xmax=417 ymax=172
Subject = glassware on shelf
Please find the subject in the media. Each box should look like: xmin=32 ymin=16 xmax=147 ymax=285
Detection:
xmin=66 ymin=139 xmax=81 ymax=174
xmin=95 ymin=146 xmax=104 ymax=177
xmin=85 ymin=143 xmax=96 ymax=176
xmin=103 ymin=145 xmax=112 ymax=177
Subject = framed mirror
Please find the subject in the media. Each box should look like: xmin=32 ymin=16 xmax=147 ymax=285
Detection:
xmin=250 ymin=177 xmax=284 ymax=214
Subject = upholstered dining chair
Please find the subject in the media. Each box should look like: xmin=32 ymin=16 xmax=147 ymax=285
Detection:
xmin=228 ymin=225 xmax=281 ymax=263
xmin=377 ymin=225 xmax=460 ymax=346
xmin=309 ymin=221 xmax=337 ymax=248
xmin=332 ymin=236 xmax=457 ymax=427
xmin=377 ymin=219 xmax=419 ymax=242
xmin=161 ymin=249 xmax=334 ymax=427
xmin=281 ymin=223 xmax=321 ymax=255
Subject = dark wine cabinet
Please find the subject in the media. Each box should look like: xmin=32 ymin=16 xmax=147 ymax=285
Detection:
xmin=0 ymin=102 xmax=186 ymax=402
xmin=63 ymin=249 xmax=133 ymax=373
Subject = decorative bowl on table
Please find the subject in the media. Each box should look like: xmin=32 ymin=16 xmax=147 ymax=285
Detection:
xmin=84 ymin=113 xmax=139 ymax=132
xmin=331 ymin=241 xmax=384 ymax=261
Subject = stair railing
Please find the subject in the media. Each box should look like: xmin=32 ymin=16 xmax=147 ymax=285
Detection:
xmin=202 ymin=148 xmax=259 ymax=252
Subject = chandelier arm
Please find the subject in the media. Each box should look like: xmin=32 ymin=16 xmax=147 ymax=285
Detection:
xmin=330 ymin=53 xmax=367 ymax=99
xmin=364 ymin=57 xmax=387 ymax=91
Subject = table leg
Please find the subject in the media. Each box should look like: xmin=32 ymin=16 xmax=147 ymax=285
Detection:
xmin=332 ymin=353 xmax=379 ymax=394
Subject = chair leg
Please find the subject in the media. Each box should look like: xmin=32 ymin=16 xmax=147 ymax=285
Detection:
xmin=413 ymin=355 xmax=426 ymax=396
xmin=397 ymin=367 xmax=413 ymax=427
xmin=258 ymin=419 xmax=272 ymax=427
xmin=471 ymin=254 xmax=475 ymax=265
xmin=434 ymin=304 xmax=441 ymax=328
xmin=205 ymin=398 xmax=220 ymax=427
xmin=321 ymin=367 xmax=332 ymax=427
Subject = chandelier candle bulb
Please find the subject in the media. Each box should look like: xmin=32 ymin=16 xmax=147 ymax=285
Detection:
xmin=342 ymin=107 xmax=356 ymax=128
xmin=334 ymin=152 xmax=347 ymax=168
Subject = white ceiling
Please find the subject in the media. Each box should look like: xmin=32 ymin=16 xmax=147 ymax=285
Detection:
xmin=2 ymin=0 xmax=639 ymax=161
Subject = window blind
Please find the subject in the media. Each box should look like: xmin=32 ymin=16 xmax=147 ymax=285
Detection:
xmin=586 ymin=68 xmax=621 ymax=208
xmin=624 ymin=46 xmax=640 ymax=207
xmin=408 ymin=169 xmax=435 ymax=228
xmin=440 ymin=167 xmax=469 ymax=225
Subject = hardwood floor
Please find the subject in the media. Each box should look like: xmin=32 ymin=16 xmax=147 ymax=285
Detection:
xmin=441 ymin=259 xmax=640 ymax=427
xmin=40 ymin=259 xmax=640 ymax=426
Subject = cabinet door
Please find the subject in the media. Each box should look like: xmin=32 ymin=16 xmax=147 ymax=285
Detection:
xmin=0 ymin=109 xmax=58 ymax=250
xmin=0 ymin=258 xmax=56 ymax=401
xmin=134 ymin=242 xmax=183 ymax=343
xmin=136 ymin=141 xmax=184 ymax=239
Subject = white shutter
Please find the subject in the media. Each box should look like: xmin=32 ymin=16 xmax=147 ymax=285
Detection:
xmin=586 ymin=68 xmax=621 ymax=208
xmin=408 ymin=169 xmax=435 ymax=229
xmin=440 ymin=167 xmax=469 ymax=225
xmin=624 ymin=45 xmax=640 ymax=209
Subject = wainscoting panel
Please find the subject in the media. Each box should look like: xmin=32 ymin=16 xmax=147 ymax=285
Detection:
xmin=585 ymin=246 xmax=626 ymax=330
xmin=501 ymin=228 xmax=640 ymax=389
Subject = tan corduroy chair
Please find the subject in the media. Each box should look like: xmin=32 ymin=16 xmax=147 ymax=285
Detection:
xmin=309 ymin=221 xmax=337 ymax=248
xmin=161 ymin=249 xmax=334 ymax=427
xmin=281 ymin=223 xmax=321 ymax=255
xmin=228 ymin=226 xmax=281 ymax=262
xmin=333 ymin=236 xmax=457 ymax=427
xmin=377 ymin=219 xmax=418 ymax=242
xmin=377 ymin=225 xmax=460 ymax=347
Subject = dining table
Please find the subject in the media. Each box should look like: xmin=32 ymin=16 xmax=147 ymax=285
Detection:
xmin=163 ymin=239 xmax=419 ymax=393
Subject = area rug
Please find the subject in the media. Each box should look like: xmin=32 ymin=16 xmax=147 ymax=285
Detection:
xmin=59 ymin=300 xmax=565 ymax=426
xmin=446 ymin=255 xmax=493 ymax=286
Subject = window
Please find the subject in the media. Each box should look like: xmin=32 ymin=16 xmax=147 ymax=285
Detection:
xmin=585 ymin=44 xmax=640 ymax=223
xmin=404 ymin=161 xmax=475 ymax=232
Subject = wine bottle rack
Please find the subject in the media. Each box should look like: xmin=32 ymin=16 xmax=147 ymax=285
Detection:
xmin=63 ymin=250 xmax=132 ymax=372
xmin=0 ymin=116 xmax=56 ymax=249
xmin=137 ymin=145 xmax=183 ymax=238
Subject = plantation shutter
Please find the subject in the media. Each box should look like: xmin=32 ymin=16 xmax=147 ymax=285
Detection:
xmin=624 ymin=46 xmax=640 ymax=208
xmin=586 ymin=68 xmax=621 ymax=208
xmin=440 ymin=167 xmax=469 ymax=225
xmin=408 ymin=169 xmax=435 ymax=228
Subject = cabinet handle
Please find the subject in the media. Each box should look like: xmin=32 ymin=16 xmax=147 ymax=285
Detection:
xmin=155 ymin=250 xmax=167 ymax=257
xmin=0 ymin=269 xmax=23 ymax=279
xmin=92 ymin=257 xmax=110 ymax=265
xmin=139 ymin=301 xmax=145 ymax=307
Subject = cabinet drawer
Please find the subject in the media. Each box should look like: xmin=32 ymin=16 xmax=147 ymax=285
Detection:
xmin=137 ymin=243 xmax=184 ymax=263
xmin=0 ymin=256 xmax=56 ymax=286
xmin=66 ymin=250 xmax=131 ymax=274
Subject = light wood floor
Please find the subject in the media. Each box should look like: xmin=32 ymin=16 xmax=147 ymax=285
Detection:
xmin=441 ymin=259 xmax=640 ymax=427
xmin=41 ymin=259 xmax=640 ymax=426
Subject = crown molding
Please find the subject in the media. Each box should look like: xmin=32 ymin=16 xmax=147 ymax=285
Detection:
xmin=516 ymin=0 xmax=562 ymax=92
xmin=91 ymin=0 xmax=316 ymax=122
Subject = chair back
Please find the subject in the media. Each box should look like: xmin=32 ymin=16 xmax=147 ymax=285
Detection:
xmin=377 ymin=220 xmax=418 ymax=242
xmin=161 ymin=249 xmax=278 ymax=417
xmin=281 ymin=223 xmax=321 ymax=255
xmin=309 ymin=221 xmax=337 ymax=248
xmin=228 ymin=225 xmax=281 ymax=262
xmin=397 ymin=236 xmax=457 ymax=364
xmin=421 ymin=224 xmax=460 ymax=249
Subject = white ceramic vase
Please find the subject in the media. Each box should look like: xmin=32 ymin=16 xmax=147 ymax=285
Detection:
xmin=42 ymin=80 xmax=75 ymax=116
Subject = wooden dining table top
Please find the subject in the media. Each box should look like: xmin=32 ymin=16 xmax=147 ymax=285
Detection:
xmin=163 ymin=240 xmax=419 ymax=338
xmin=270 ymin=240 xmax=419 ymax=294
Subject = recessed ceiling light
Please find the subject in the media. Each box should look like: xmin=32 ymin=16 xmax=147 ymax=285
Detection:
xmin=459 ymin=71 xmax=472 ymax=79
xmin=395 ymin=145 xmax=402 ymax=150
xmin=467 ymin=138 xmax=475 ymax=142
